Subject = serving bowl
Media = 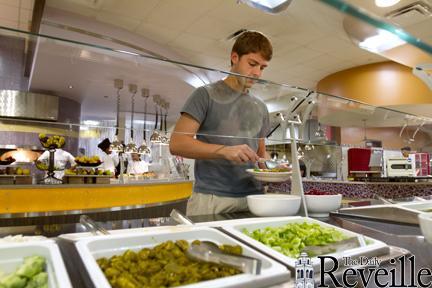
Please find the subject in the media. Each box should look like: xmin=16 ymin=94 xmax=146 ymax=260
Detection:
xmin=418 ymin=213 xmax=432 ymax=244
xmin=247 ymin=194 xmax=301 ymax=217
xmin=305 ymin=194 xmax=342 ymax=217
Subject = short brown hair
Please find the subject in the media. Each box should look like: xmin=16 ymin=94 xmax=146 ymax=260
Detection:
xmin=231 ymin=31 xmax=273 ymax=65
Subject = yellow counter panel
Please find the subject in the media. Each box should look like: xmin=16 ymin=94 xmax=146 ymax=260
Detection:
xmin=0 ymin=181 xmax=193 ymax=214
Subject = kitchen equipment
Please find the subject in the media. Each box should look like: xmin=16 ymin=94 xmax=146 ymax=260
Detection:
xmin=303 ymin=236 xmax=364 ymax=256
xmin=188 ymin=241 xmax=262 ymax=275
xmin=386 ymin=158 xmax=415 ymax=177
xmin=256 ymin=158 xmax=279 ymax=169
xmin=247 ymin=194 xmax=301 ymax=217
xmin=79 ymin=215 xmax=109 ymax=235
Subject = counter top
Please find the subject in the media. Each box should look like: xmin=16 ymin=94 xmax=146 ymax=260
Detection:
xmin=302 ymin=178 xmax=432 ymax=185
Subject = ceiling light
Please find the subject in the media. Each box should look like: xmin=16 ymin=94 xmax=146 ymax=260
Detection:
xmin=359 ymin=29 xmax=405 ymax=53
xmin=82 ymin=120 xmax=100 ymax=126
xmin=375 ymin=0 xmax=400 ymax=8
xmin=239 ymin=0 xmax=293 ymax=13
xmin=68 ymin=85 xmax=73 ymax=89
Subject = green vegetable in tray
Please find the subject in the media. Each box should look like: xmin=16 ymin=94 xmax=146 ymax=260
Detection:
xmin=0 ymin=256 xmax=47 ymax=288
xmin=97 ymin=240 xmax=242 ymax=288
xmin=242 ymin=222 xmax=348 ymax=258
xmin=16 ymin=256 xmax=45 ymax=279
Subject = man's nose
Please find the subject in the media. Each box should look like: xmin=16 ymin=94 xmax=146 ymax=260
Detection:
xmin=251 ymin=66 xmax=262 ymax=78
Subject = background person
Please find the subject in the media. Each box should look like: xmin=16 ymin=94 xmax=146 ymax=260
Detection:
xmin=97 ymin=138 xmax=120 ymax=176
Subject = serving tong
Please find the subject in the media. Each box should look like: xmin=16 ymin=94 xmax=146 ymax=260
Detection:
xmin=169 ymin=209 xmax=262 ymax=274
xmin=79 ymin=215 xmax=109 ymax=235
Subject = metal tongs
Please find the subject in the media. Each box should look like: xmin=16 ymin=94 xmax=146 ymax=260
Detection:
xmin=79 ymin=215 xmax=110 ymax=235
xmin=169 ymin=209 xmax=262 ymax=275
xmin=303 ymin=235 xmax=366 ymax=256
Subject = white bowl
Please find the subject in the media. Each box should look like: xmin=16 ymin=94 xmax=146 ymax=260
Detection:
xmin=305 ymin=194 xmax=342 ymax=217
xmin=418 ymin=213 xmax=432 ymax=244
xmin=247 ymin=194 xmax=301 ymax=217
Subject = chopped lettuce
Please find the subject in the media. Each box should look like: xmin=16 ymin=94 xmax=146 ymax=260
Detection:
xmin=243 ymin=222 xmax=348 ymax=258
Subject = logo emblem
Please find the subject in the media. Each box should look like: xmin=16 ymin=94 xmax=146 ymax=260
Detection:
xmin=295 ymin=252 xmax=315 ymax=288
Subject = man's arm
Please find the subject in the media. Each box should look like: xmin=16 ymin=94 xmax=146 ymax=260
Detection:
xmin=169 ymin=113 xmax=259 ymax=163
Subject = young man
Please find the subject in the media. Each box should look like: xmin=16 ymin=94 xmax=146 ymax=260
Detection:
xmin=170 ymin=31 xmax=272 ymax=216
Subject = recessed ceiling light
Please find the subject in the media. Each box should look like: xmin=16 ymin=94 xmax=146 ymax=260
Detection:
xmin=375 ymin=0 xmax=400 ymax=8
xmin=68 ymin=85 xmax=73 ymax=89
xmin=359 ymin=29 xmax=405 ymax=53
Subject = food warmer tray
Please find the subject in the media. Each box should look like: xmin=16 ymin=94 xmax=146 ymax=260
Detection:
xmin=73 ymin=226 xmax=290 ymax=288
xmin=0 ymin=240 xmax=72 ymax=288
xmin=221 ymin=217 xmax=389 ymax=272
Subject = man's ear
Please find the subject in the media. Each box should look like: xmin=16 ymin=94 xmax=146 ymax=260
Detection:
xmin=231 ymin=51 xmax=239 ymax=65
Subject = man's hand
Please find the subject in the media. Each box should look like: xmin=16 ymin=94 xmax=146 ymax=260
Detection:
xmin=217 ymin=144 xmax=259 ymax=163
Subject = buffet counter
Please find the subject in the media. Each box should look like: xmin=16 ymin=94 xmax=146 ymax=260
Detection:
xmin=0 ymin=212 xmax=430 ymax=287
xmin=270 ymin=178 xmax=432 ymax=199
xmin=0 ymin=179 xmax=193 ymax=214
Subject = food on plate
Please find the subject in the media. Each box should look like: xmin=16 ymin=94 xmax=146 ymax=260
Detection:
xmin=253 ymin=168 xmax=290 ymax=173
xmin=97 ymin=240 xmax=242 ymax=287
xmin=39 ymin=134 xmax=65 ymax=149
xmin=0 ymin=255 xmax=48 ymax=288
xmin=242 ymin=222 xmax=348 ymax=257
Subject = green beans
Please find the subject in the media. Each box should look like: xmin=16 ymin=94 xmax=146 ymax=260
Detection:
xmin=96 ymin=240 xmax=242 ymax=288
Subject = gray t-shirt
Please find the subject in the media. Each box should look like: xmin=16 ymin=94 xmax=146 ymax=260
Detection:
xmin=181 ymin=80 xmax=270 ymax=197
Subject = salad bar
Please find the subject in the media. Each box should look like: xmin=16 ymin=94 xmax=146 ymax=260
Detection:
xmin=1 ymin=211 xmax=424 ymax=288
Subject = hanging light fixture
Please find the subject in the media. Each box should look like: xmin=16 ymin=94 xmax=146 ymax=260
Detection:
xmin=161 ymin=100 xmax=170 ymax=145
xmin=138 ymin=88 xmax=151 ymax=155
xmin=150 ymin=94 xmax=162 ymax=143
xmin=110 ymin=79 xmax=124 ymax=152
xmin=125 ymin=83 xmax=138 ymax=154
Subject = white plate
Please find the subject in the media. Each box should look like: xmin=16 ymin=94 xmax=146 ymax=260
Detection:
xmin=0 ymin=240 xmax=72 ymax=288
xmin=75 ymin=227 xmax=290 ymax=288
xmin=222 ymin=217 xmax=389 ymax=271
xmin=246 ymin=169 xmax=291 ymax=182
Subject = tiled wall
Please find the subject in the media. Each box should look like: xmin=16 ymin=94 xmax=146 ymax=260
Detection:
xmin=0 ymin=35 xmax=29 ymax=90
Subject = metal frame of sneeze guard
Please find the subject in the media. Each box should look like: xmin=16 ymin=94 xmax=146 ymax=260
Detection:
xmin=277 ymin=92 xmax=316 ymax=217
xmin=290 ymin=116 xmax=308 ymax=217
xmin=279 ymin=113 xmax=308 ymax=217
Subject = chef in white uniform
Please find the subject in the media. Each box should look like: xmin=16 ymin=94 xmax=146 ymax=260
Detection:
xmin=127 ymin=153 xmax=149 ymax=175
xmin=38 ymin=148 xmax=76 ymax=178
xmin=98 ymin=138 xmax=119 ymax=175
